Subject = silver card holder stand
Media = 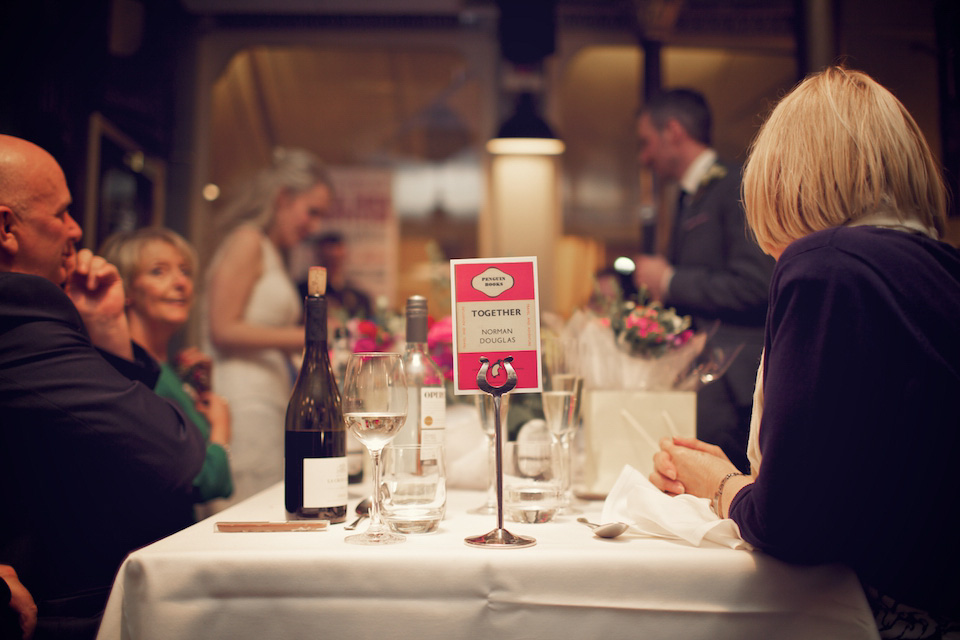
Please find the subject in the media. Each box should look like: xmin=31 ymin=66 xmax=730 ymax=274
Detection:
xmin=464 ymin=356 xmax=536 ymax=549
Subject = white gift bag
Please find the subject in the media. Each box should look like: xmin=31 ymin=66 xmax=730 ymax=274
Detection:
xmin=578 ymin=390 xmax=695 ymax=497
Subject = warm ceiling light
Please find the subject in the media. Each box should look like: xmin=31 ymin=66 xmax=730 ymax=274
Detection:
xmin=486 ymin=138 xmax=565 ymax=155
xmin=202 ymin=183 xmax=221 ymax=201
xmin=487 ymin=92 xmax=564 ymax=156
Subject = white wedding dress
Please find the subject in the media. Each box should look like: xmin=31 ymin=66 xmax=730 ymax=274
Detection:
xmin=203 ymin=227 xmax=302 ymax=511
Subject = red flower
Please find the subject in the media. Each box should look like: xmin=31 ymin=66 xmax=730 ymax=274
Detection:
xmin=357 ymin=320 xmax=379 ymax=337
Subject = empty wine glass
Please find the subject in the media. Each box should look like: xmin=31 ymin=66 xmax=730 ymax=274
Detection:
xmin=469 ymin=393 xmax=511 ymax=515
xmin=342 ymin=352 xmax=408 ymax=545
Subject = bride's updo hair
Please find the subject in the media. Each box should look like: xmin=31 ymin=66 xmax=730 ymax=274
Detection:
xmin=216 ymin=147 xmax=332 ymax=234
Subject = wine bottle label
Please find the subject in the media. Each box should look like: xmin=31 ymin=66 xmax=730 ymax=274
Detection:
xmin=420 ymin=389 xmax=446 ymax=428
xmin=420 ymin=388 xmax=446 ymax=450
xmin=421 ymin=429 xmax=444 ymax=448
xmin=303 ymin=456 xmax=348 ymax=508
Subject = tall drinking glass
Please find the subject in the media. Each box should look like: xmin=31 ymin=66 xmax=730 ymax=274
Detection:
xmin=342 ymin=352 xmax=408 ymax=545
xmin=541 ymin=376 xmax=582 ymax=513
xmin=469 ymin=393 xmax=511 ymax=515
xmin=541 ymin=335 xmax=583 ymax=513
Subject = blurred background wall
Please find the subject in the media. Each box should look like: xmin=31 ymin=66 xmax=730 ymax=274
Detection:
xmin=1 ymin=0 xmax=957 ymax=318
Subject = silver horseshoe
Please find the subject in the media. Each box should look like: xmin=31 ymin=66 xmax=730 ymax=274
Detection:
xmin=476 ymin=356 xmax=518 ymax=396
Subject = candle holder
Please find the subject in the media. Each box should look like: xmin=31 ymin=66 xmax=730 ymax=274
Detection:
xmin=464 ymin=356 xmax=535 ymax=549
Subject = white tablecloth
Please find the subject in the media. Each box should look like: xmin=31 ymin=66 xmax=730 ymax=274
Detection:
xmin=96 ymin=483 xmax=879 ymax=640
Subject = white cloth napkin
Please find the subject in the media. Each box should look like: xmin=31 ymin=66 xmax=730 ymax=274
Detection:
xmin=601 ymin=465 xmax=752 ymax=550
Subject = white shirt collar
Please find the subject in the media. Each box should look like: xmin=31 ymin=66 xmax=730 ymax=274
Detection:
xmin=679 ymin=148 xmax=718 ymax=195
xmin=847 ymin=211 xmax=938 ymax=239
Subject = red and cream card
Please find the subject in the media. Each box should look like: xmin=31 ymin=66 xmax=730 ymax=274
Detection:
xmin=450 ymin=257 xmax=542 ymax=395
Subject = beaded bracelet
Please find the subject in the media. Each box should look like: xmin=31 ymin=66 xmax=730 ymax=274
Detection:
xmin=712 ymin=472 xmax=746 ymax=517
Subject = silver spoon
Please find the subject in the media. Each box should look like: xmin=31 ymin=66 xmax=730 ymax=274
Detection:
xmin=344 ymin=497 xmax=371 ymax=530
xmin=577 ymin=517 xmax=629 ymax=539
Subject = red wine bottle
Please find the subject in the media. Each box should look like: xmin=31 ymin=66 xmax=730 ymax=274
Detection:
xmin=284 ymin=267 xmax=347 ymax=521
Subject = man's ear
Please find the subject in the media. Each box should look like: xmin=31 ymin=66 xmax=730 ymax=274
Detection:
xmin=0 ymin=207 xmax=19 ymax=256
xmin=664 ymin=118 xmax=688 ymax=144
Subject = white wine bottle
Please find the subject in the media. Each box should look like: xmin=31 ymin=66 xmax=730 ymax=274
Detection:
xmin=395 ymin=295 xmax=446 ymax=446
xmin=284 ymin=267 xmax=348 ymax=522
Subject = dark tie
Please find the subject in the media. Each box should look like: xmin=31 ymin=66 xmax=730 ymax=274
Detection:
xmin=676 ymin=188 xmax=690 ymax=216
xmin=668 ymin=189 xmax=690 ymax=264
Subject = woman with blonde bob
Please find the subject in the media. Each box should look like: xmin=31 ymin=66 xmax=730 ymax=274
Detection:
xmin=101 ymin=227 xmax=233 ymax=511
xmin=651 ymin=67 xmax=960 ymax=638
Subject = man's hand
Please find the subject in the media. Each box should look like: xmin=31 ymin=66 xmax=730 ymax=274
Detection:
xmin=634 ymin=254 xmax=674 ymax=301
xmin=64 ymin=248 xmax=133 ymax=359
xmin=0 ymin=565 xmax=37 ymax=640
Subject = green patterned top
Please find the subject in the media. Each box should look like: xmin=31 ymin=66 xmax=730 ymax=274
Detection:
xmin=155 ymin=363 xmax=233 ymax=504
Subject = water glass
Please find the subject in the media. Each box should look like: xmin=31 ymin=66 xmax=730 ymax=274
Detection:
xmin=381 ymin=444 xmax=446 ymax=534
xmin=503 ymin=441 xmax=562 ymax=524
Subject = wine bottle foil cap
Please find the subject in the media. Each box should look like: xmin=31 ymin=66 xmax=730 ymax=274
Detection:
xmin=406 ymin=295 xmax=428 ymax=342
xmin=406 ymin=295 xmax=428 ymax=315
xmin=308 ymin=267 xmax=327 ymax=296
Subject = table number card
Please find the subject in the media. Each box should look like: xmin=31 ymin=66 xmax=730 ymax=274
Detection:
xmin=450 ymin=257 xmax=542 ymax=395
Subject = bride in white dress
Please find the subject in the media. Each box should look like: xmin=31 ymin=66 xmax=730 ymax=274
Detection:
xmin=202 ymin=148 xmax=332 ymax=510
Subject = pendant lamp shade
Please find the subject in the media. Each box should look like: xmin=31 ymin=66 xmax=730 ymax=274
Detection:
xmin=487 ymin=92 xmax=564 ymax=155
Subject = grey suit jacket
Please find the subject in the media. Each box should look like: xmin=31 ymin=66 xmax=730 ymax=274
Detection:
xmin=665 ymin=161 xmax=774 ymax=469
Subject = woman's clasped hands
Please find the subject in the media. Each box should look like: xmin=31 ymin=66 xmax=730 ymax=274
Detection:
xmin=650 ymin=437 xmax=752 ymax=518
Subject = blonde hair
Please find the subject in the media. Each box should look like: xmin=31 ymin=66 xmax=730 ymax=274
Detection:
xmin=215 ymin=147 xmax=332 ymax=235
xmin=100 ymin=227 xmax=198 ymax=295
xmin=743 ymin=66 xmax=947 ymax=255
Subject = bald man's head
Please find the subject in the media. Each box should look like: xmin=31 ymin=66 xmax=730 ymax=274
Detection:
xmin=0 ymin=135 xmax=81 ymax=284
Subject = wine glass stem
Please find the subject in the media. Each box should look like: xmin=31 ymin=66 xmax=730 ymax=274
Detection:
xmin=370 ymin=448 xmax=385 ymax=528
xmin=551 ymin=434 xmax=570 ymax=502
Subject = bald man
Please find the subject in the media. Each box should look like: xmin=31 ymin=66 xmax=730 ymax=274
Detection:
xmin=0 ymin=135 xmax=205 ymax=640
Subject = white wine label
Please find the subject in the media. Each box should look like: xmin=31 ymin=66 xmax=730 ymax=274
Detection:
xmin=303 ymin=456 xmax=348 ymax=508
xmin=419 ymin=388 xmax=446 ymax=432
xmin=421 ymin=429 xmax=444 ymax=448
xmin=420 ymin=388 xmax=445 ymax=456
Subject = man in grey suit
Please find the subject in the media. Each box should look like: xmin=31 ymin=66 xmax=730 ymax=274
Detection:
xmin=634 ymin=89 xmax=773 ymax=473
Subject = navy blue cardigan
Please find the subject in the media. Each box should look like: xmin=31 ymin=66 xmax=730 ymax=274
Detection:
xmin=730 ymin=226 xmax=960 ymax=619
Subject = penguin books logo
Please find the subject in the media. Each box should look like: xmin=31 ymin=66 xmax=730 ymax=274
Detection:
xmin=471 ymin=268 xmax=514 ymax=298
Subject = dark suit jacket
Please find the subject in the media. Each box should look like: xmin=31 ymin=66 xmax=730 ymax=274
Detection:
xmin=665 ymin=161 xmax=774 ymax=471
xmin=0 ymin=273 xmax=204 ymax=626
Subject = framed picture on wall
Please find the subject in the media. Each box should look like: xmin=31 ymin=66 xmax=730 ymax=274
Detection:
xmin=83 ymin=112 xmax=166 ymax=250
